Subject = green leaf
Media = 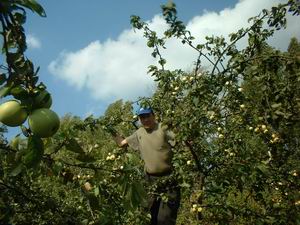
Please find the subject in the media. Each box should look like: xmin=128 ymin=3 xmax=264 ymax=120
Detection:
xmin=22 ymin=135 xmax=44 ymax=169
xmin=13 ymin=12 xmax=26 ymax=25
xmin=147 ymin=40 xmax=154 ymax=48
xmin=274 ymin=110 xmax=285 ymax=116
xmin=104 ymin=125 xmax=117 ymax=136
xmin=94 ymin=187 xmax=100 ymax=197
xmin=10 ymin=86 xmax=28 ymax=99
xmin=81 ymin=219 xmax=89 ymax=225
xmin=86 ymin=193 xmax=100 ymax=210
xmin=128 ymin=181 xmax=146 ymax=209
xmin=193 ymin=97 xmax=199 ymax=106
xmin=10 ymin=163 xmax=25 ymax=176
xmin=16 ymin=0 xmax=46 ymax=17
xmin=64 ymin=138 xmax=85 ymax=154
xmin=51 ymin=162 xmax=63 ymax=175
xmin=256 ymin=163 xmax=269 ymax=175
xmin=229 ymin=33 xmax=237 ymax=41
xmin=0 ymin=86 xmax=11 ymax=98
xmin=76 ymin=153 xmax=95 ymax=162
xmin=119 ymin=174 xmax=130 ymax=196
xmin=0 ymin=74 xmax=6 ymax=85
xmin=271 ymin=103 xmax=282 ymax=108
xmin=6 ymin=52 xmax=24 ymax=67
xmin=126 ymin=152 xmax=140 ymax=164
xmin=180 ymin=182 xmax=191 ymax=188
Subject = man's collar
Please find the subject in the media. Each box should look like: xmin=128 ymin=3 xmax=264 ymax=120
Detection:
xmin=144 ymin=122 xmax=158 ymax=132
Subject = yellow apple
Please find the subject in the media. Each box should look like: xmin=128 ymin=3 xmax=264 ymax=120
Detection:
xmin=0 ymin=100 xmax=28 ymax=127
xmin=83 ymin=182 xmax=92 ymax=191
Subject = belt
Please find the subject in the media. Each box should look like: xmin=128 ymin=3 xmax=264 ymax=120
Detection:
xmin=146 ymin=171 xmax=179 ymax=192
xmin=146 ymin=170 xmax=172 ymax=177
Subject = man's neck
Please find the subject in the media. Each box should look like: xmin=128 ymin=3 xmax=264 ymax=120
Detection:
xmin=144 ymin=122 xmax=158 ymax=132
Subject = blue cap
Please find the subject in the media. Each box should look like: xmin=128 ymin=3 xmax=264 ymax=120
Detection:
xmin=137 ymin=107 xmax=153 ymax=116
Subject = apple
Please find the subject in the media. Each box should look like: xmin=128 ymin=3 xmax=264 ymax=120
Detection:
xmin=28 ymin=108 xmax=60 ymax=138
xmin=83 ymin=182 xmax=92 ymax=191
xmin=0 ymin=100 xmax=28 ymax=127
xmin=33 ymin=89 xmax=52 ymax=109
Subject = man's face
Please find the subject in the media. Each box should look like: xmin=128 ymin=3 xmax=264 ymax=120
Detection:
xmin=139 ymin=113 xmax=156 ymax=129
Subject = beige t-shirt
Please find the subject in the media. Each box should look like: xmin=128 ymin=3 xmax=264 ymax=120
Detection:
xmin=126 ymin=123 xmax=175 ymax=175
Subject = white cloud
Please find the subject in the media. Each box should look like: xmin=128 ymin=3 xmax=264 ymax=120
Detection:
xmin=26 ymin=34 xmax=41 ymax=49
xmin=49 ymin=37 xmax=155 ymax=102
xmin=48 ymin=0 xmax=300 ymax=102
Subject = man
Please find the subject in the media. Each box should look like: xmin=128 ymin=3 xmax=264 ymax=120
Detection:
xmin=111 ymin=107 xmax=180 ymax=225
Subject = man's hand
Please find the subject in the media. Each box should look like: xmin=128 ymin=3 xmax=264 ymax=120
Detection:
xmin=103 ymin=125 xmax=128 ymax=147
xmin=112 ymin=134 xmax=128 ymax=147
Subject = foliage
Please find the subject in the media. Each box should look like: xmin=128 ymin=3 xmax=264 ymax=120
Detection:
xmin=0 ymin=0 xmax=300 ymax=224
xmin=131 ymin=0 xmax=300 ymax=224
xmin=0 ymin=1 xmax=147 ymax=224
xmin=1 ymin=102 xmax=150 ymax=224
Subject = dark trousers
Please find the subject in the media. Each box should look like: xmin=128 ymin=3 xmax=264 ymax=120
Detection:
xmin=146 ymin=174 xmax=181 ymax=225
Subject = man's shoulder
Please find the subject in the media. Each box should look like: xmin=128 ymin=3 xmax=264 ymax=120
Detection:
xmin=137 ymin=126 xmax=145 ymax=132
xmin=158 ymin=122 xmax=170 ymax=132
xmin=135 ymin=123 xmax=170 ymax=136
xmin=135 ymin=126 xmax=145 ymax=135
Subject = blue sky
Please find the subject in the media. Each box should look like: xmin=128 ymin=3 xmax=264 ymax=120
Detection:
xmin=2 ymin=0 xmax=300 ymax=139
xmin=24 ymin=0 xmax=240 ymax=117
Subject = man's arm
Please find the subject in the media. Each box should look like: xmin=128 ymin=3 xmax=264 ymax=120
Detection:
xmin=106 ymin=125 xmax=139 ymax=150
xmin=112 ymin=134 xmax=128 ymax=147
xmin=105 ymin=125 xmax=128 ymax=148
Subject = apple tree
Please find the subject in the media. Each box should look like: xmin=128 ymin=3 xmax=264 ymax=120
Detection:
xmin=0 ymin=1 xmax=150 ymax=223
xmin=1 ymin=0 xmax=300 ymax=224
xmin=0 ymin=0 xmax=60 ymax=170
xmin=131 ymin=0 xmax=300 ymax=224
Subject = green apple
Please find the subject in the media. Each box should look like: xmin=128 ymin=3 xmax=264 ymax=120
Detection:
xmin=0 ymin=100 xmax=28 ymax=127
xmin=28 ymin=108 xmax=60 ymax=138
xmin=33 ymin=89 xmax=52 ymax=109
